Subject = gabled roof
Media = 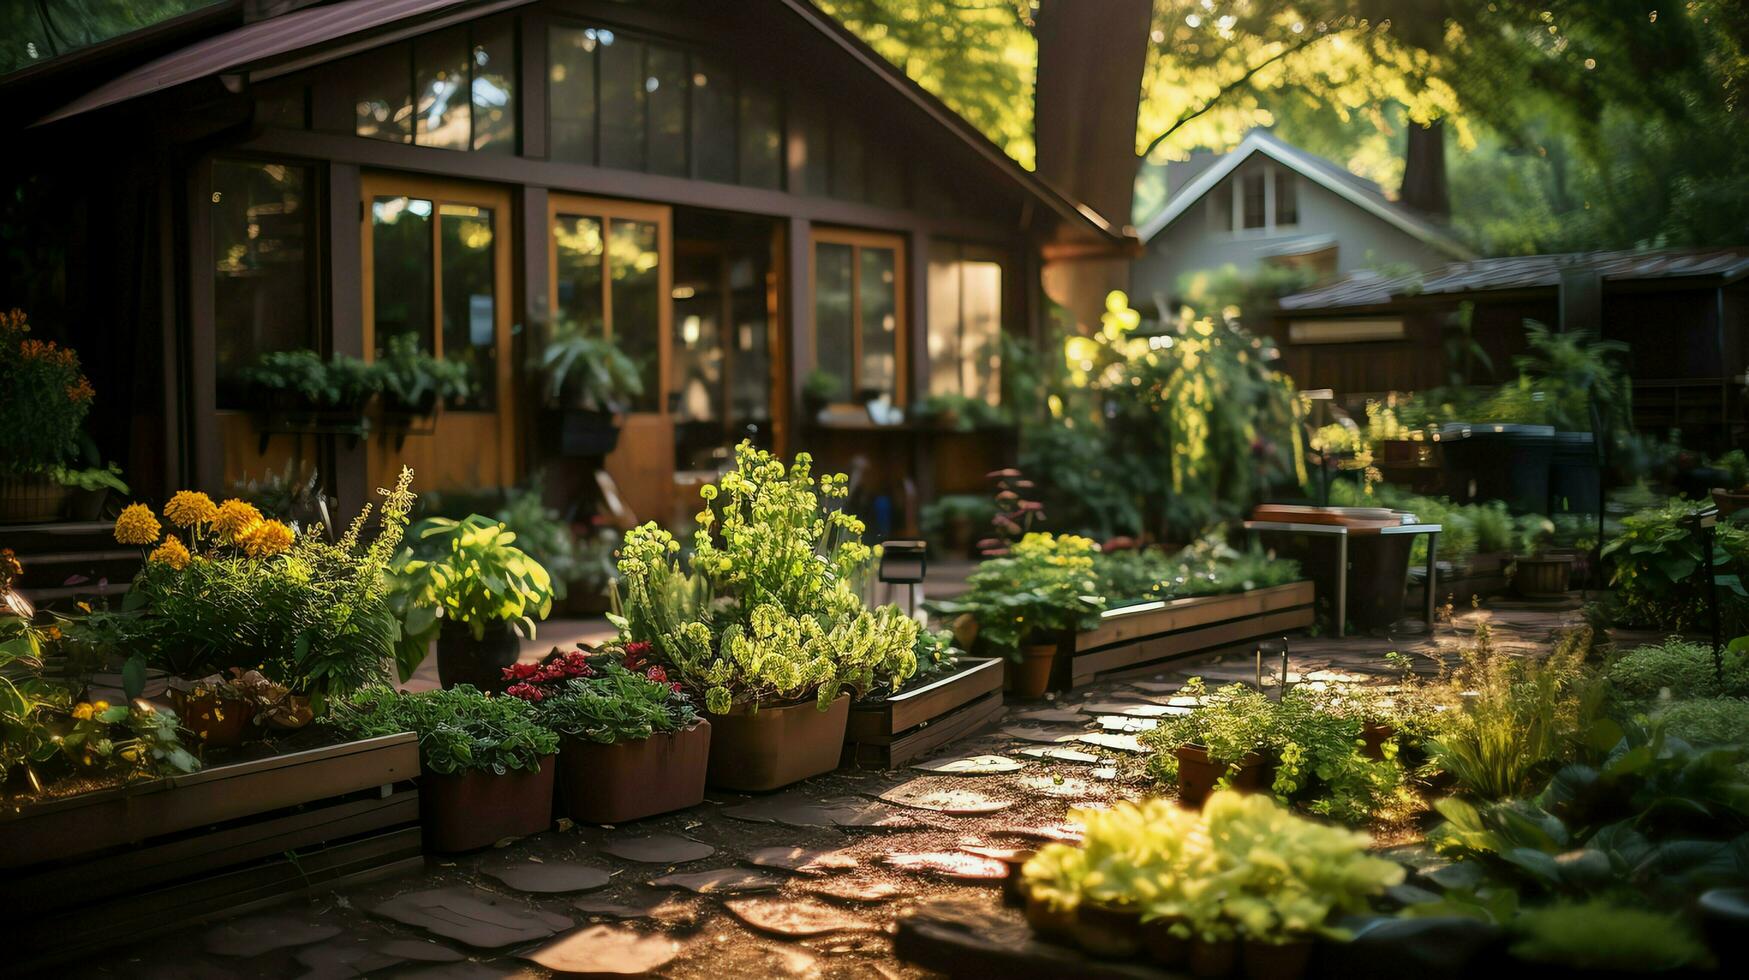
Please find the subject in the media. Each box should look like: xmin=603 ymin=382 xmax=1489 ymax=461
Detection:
xmin=1134 ymin=129 xmax=1475 ymax=260
xmin=1277 ymin=247 xmax=1749 ymax=313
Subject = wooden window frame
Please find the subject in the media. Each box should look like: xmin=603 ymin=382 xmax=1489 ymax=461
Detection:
xmin=810 ymin=226 xmax=907 ymax=406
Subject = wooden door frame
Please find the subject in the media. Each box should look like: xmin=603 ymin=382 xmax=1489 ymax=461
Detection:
xmin=809 ymin=226 xmax=908 ymax=406
xmin=358 ymin=172 xmax=517 ymax=484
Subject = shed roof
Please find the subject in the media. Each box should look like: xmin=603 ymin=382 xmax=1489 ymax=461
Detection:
xmin=1277 ymin=247 xmax=1749 ymax=313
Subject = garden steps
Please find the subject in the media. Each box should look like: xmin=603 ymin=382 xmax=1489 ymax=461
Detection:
xmin=4 ymin=519 xmax=140 ymax=608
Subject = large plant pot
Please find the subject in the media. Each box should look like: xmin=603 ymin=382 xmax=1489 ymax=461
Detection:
xmin=1699 ymin=888 xmax=1749 ymax=974
xmin=705 ymin=695 xmax=849 ymax=791
xmin=1071 ymin=904 xmax=1142 ymax=959
xmin=1439 ymin=423 xmax=1554 ymax=513
xmin=1242 ymin=938 xmax=1313 ymax=980
xmin=557 ymin=720 xmax=711 ymax=824
xmin=422 ymin=755 xmax=556 ymax=852
xmin=1713 ymin=489 xmax=1749 ymax=517
xmin=1006 ymin=642 xmax=1058 ymax=699
xmin=169 ymin=685 xmax=256 ymax=748
xmin=1512 ymin=554 xmax=1573 ymax=598
xmin=557 ymin=408 xmax=622 ymax=458
xmin=1176 ymin=745 xmax=1268 ymax=809
xmin=1142 ymin=919 xmax=1191 ymax=968
xmin=0 ymin=472 xmax=69 ymax=524
xmin=1188 ymin=937 xmax=1239 ymax=978
xmin=1548 ymin=431 xmax=1600 ymax=514
xmin=435 ymin=620 xmax=520 ymax=692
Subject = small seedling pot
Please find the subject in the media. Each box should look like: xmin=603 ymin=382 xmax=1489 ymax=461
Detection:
xmin=436 ymin=619 xmax=521 ymax=692
xmin=422 ymin=754 xmax=555 ymax=852
xmin=1188 ymin=936 xmax=1239 ymax=977
xmin=169 ymin=685 xmax=256 ymax=748
xmin=1022 ymin=894 xmax=1075 ymax=943
xmin=556 ymin=720 xmax=711 ymax=824
xmin=705 ymin=695 xmax=848 ymax=791
xmin=1142 ymin=918 xmax=1191 ymax=968
xmin=1006 ymin=642 xmax=1058 ymax=699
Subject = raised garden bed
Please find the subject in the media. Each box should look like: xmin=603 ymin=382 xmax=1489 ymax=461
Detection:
xmin=1067 ymin=581 xmax=1315 ymax=688
xmin=844 ymin=657 xmax=1006 ymax=768
xmin=0 ymin=732 xmax=422 ymax=968
xmin=1410 ymin=551 xmax=1511 ymax=608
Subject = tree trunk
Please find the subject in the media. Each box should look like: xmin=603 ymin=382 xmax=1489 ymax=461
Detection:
xmin=1400 ymin=120 xmax=1450 ymax=220
xmin=1033 ymin=0 xmax=1151 ymax=333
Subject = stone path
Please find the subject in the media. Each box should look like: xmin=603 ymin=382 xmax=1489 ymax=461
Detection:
xmin=74 ymin=597 xmax=1590 ymax=980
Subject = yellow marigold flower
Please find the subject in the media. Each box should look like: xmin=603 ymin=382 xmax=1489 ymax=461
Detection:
xmin=113 ymin=503 xmax=161 ymax=545
xmin=240 ymin=519 xmax=295 ymax=558
xmin=213 ymin=499 xmax=263 ymax=541
xmin=92 ymin=700 xmax=109 ymax=712
xmin=71 ymin=703 xmax=94 ymax=720
xmin=163 ymin=490 xmax=217 ymax=528
xmin=148 ymin=536 xmax=191 ymax=570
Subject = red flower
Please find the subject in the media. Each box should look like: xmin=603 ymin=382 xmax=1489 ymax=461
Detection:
xmin=646 ymin=666 xmax=667 ymax=684
xmin=505 ymin=682 xmax=544 ymax=702
xmin=502 ymin=662 xmax=542 ymax=681
xmin=622 ymin=641 xmax=652 ymax=671
xmin=670 ymin=682 xmax=683 ymax=693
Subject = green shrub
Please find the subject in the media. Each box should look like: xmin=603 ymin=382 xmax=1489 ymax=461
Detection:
xmin=1653 ymin=697 xmax=1749 ymax=745
xmin=329 ymin=686 xmax=557 ymax=774
xmin=927 ymin=532 xmax=1106 ymax=657
xmin=1092 ymin=529 xmax=1300 ymax=606
xmin=1601 ymin=497 xmax=1749 ymax=634
xmin=1511 ymin=901 xmax=1708 ymax=972
xmin=1606 ymin=638 xmax=1749 ymax=701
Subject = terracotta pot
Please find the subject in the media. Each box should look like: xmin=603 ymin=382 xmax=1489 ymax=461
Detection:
xmin=1360 ymin=722 xmax=1395 ymax=761
xmin=1142 ymin=918 xmax=1191 ymax=968
xmin=1176 ymin=745 xmax=1268 ymax=808
xmin=1006 ymin=642 xmax=1058 ymax=699
xmin=704 ymin=695 xmax=848 ymax=791
xmin=1071 ymin=903 xmax=1142 ymax=959
xmin=1189 ymin=936 xmax=1239 ymax=977
xmin=1512 ymin=554 xmax=1573 ymax=598
xmin=421 ymin=755 xmax=556 ymax=852
xmin=86 ymin=667 xmax=170 ymax=701
xmin=169 ymin=686 xmax=256 ymax=748
xmin=557 ymin=720 xmax=711 ymax=824
xmin=0 ymin=472 xmax=69 ymax=524
xmin=1713 ymin=489 xmax=1749 ymax=518
xmin=1022 ymin=894 xmax=1075 ymax=942
xmin=435 ymin=619 xmax=520 ymax=692
xmin=1241 ymin=938 xmax=1314 ymax=980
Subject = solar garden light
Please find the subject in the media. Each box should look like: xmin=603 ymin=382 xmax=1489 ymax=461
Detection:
xmin=1255 ymin=636 xmax=1291 ymax=696
xmin=878 ymin=539 xmax=929 ymax=621
xmin=1681 ymin=504 xmax=1724 ymax=687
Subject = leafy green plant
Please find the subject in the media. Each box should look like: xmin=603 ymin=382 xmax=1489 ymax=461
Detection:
xmin=927 ymin=532 xmax=1106 ymax=657
xmin=389 ymin=514 xmax=555 ymax=681
xmin=419 ymin=478 xmax=610 ymax=602
xmin=613 ymin=443 xmax=919 ymax=714
xmin=1511 ymin=323 xmax=1632 ymax=434
xmin=914 ymin=392 xmax=1009 ymax=431
xmin=328 ymin=685 xmax=557 ymax=775
xmin=46 ymin=462 xmax=127 ymax=494
xmin=538 ymin=319 xmax=643 ymax=411
xmin=919 ymin=493 xmax=996 ymax=548
xmin=508 ymin=649 xmax=697 ymax=744
xmin=1716 ymin=449 xmax=1749 ymax=490
xmin=1511 ymin=901 xmax=1709 ymax=972
xmin=1653 ymin=697 xmax=1749 ymax=745
xmin=1601 ymin=497 xmax=1749 ymax=634
xmin=1093 ymin=530 xmax=1301 ymax=606
xmin=1606 ymin=637 xmax=1749 ymax=701
xmin=0 ymin=308 xmax=94 ymax=474
xmin=377 ymin=334 xmax=472 ymax=412
xmin=802 ymin=368 xmax=843 ymax=406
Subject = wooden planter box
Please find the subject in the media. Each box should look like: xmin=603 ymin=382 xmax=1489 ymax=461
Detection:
xmin=1068 ymin=581 xmax=1315 ymax=688
xmin=0 ymin=733 xmax=422 ymax=967
xmin=845 ymin=657 xmax=1006 ymax=768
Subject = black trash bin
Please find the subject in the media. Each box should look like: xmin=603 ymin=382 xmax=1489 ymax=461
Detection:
xmin=1440 ymin=423 xmax=1553 ymax=513
xmin=1548 ymin=431 xmax=1599 ymax=515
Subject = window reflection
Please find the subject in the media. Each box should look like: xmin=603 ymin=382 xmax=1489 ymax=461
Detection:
xmin=598 ymin=34 xmax=646 ymax=170
xmin=353 ymin=46 xmax=413 ymax=143
xmin=691 ymin=58 xmax=736 ymax=183
xmin=415 ymin=28 xmax=471 ymax=150
xmin=554 ymin=214 xmax=606 ymax=334
xmin=858 ymin=247 xmax=897 ymax=398
xmin=814 ymin=242 xmax=854 ymax=398
xmin=213 ymin=160 xmax=313 ymax=407
xmin=610 ymin=220 xmax=661 ymax=411
xmin=928 ymin=243 xmax=1003 ymax=404
xmin=345 ymin=18 xmax=516 ymax=153
xmin=646 ymin=45 xmax=688 ymax=177
xmin=370 ymin=196 xmax=435 ymax=357
xmin=439 ymin=204 xmax=496 ymax=409
xmin=472 ymin=20 xmax=516 ymax=154
xmin=549 ymin=26 xmax=599 ymax=163
xmin=737 ymin=80 xmax=782 ymax=190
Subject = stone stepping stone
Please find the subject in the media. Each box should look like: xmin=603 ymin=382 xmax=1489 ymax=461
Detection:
xmin=817 ymin=797 xmax=933 ymax=829
xmin=1077 ymin=732 xmax=1147 ymax=754
xmin=204 ymin=914 xmax=343 ymax=957
xmin=373 ymin=887 xmax=571 ymax=948
xmin=885 ymin=851 xmax=1008 ymax=880
xmin=482 ymin=861 xmax=610 ymax=894
xmin=394 ymin=965 xmax=518 ymax=980
xmin=895 ymin=900 xmax=1160 ymax=978
xmin=294 ymin=938 xmax=463 ymax=979
xmin=1091 ymin=767 xmax=1120 ymax=781
xmin=745 ymin=845 xmax=860 ymax=875
xmin=723 ymin=796 xmax=842 ymax=827
xmin=572 ymin=892 xmax=670 ymax=921
xmin=1017 ymin=774 xmax=1096 ymax=797
xmin=1000 ymin=725 xmax=1083 ymax=744
xmin=725 ymin=897 xmax=879 ymax=937
xmin=1305 ymin=669 xmax=1370 ymax=684
xmin=1078 ymin=701 xmax=1170 ymax=717
xmin=649 ymin=868 xmax=786 ymax=894
xmin=990 ymin=821 xmax=1084 ymax=843
xmin=911 ymin=753 xmax=1025 ymax=774
xmin=520 ymin=924 xmax=680 ymax=976
xmin=806 ymin=879 xmax=906 ymax=904
xmin=1094 ymin=714 xmax=1159 ymax=733
xmin=960 ymin=844 xmax=1032 ymax=862
xmin=879 ymin=779 xmax=1011 ymax=814
xmin=1011 ymin=707 xmax=1086 ymax=724
xmin=1017 ymin=746 xmax=1103 ymax=764
xmin=1124 ymin=680 xmax=1180 ymax=693
xmin=599 ymin=833 xmax=715 ymax=864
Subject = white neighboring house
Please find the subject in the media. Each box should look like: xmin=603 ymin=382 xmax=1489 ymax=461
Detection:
xmin=1131 ymin=129 xmax=1475 ymax=311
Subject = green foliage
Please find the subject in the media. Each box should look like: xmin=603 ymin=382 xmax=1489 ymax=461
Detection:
xmin=527 ymin=658 xmax=698 ymax=745
xmin=1092 ymin=530 xmax=1301 ymax=606
xmin=913 ymin=392 xmax=1010 ymax=430
xmin=1327 ymin=481 xmax=1517 ymax=568
xmin=613 ymin=443 xmax=920 ymax=714
xmin=329 ymin=685 xmax=557 ymax=775
xmin=0 ymin=309 xmax=94 ymax=473
xmin=538 ymin=319 xmax=643 ymax=411
xmin=1510 ymin=901 xmax=1709 ymax=972
xmin=47 ymin=461 xmax=127 ymax=494
xmin=927 ymin=532 xmax=1106 ymax=657
xmin=1171 ymin=263 xmax=1315 ymax=328
xmin=1654 ymin=697 xmax=1749 ymax=747
xmin=919 ymin=493 xmax=996 ymax=546
xmin=1717 ymin=449 xmax=1749 ymax=490
xmin=389 ymin=515 xmax=555 ymax=681
xmin=802 ymin=368 xmax=843 ymax=405
xmin=1602 ymin=497 xmax=1749 ymax=634
xmin=1606 ymin=638 xmax=1749 ymax=702
xmin=420 ymin=477 xmax=615 ymax=602
xmin=1511 ymin=323 xmax=1632 ymax=434
xmin=377 ymin=334 xmax=473 ymax=412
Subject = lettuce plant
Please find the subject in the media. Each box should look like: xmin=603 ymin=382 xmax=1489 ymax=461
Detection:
xmin=329 ymin=685 xmax=556 ymax=775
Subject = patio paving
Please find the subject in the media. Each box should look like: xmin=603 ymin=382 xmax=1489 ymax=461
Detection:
xmin=74 ymin=595 xmax=1589 ymax=979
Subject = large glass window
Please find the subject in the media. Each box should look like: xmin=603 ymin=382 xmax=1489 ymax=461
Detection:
xmin=212 ymin=159 xmax=314 ymax=407
xmin=549 ymin=26 xmax=599 ymax=163
xmin=369 ymin=193 xmax=499 ymax=409
xmin=737 ymin=80 xmax=782 ymax=190
xmin=1274 ymin=169 xmax=1298 ymax=226
xmin=672 ymin=233 xmax=776 ymax=473
xmin=1242 ymin=171 xmax=1267 ymax=229
xmin=646 ymin=45 xmax=688 ymax=177
xmin=347 ymin=19 xmax=516 ymax=153
xmin=812 ymin=231 xmax=905 ymax=403
xmin=927 ymin=243 xmax=1004 ymax=405
xmin=597 ymin=34 xmax=647 ymax=170
xmin=550 ymin=201 xmax=667 ymax=413
xmin=690 ymin=58 xmax=737 ymax=183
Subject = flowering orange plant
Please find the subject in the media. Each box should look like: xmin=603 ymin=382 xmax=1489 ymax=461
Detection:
xmin=0 ymin=309 xmax=94 ymax=474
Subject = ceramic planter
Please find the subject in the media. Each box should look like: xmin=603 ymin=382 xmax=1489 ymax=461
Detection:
xmin=169 ymin=685 xmax=256 ymax=748
xmin=421 ymin=754 xmax=555 ymax=852
xmin=1142 ymin=918 xmax=1191 ymax=968
xmin=1176 ymin=745 xmax=1269 ymax=809
xmin=1513 ymin=554 xmax=1573 ymax=598
xmin=1439 ymin=423 xmax=1554 ymax=513
xmin=0 ymin=472 xmax=69 ymax=524
xmin=705 ymin=695 xmax=849 ymax=791
xmin=435 ymin=619 xmax=520 ymax=692
xmin=556 ymin=720 xmax=711 ymax=824
xmin=1188 ymin=936 xmax=1239 ymax=977
xmin=1241 ymin=938 xmax=1313 ymax=980
xmin=1007 ymin=642 xmax=1058 ymax=699
xmin=1071 ymin=904 xmax=1142 ymax=959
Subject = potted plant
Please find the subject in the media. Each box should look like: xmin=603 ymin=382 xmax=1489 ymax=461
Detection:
xmin=928 ymin=533 xmax=1107 ymax=698
xmin=377 ymin=334 xmax=472 ymax=418
xmin=538 ymin=318 xmax=643 ymax=457
xmin=0 ymin=310 xmax=96 ymax=523
xmin=1711 ymin=449 xmax=1749 ymax=516
xmin=613 ymin=443 xmax=920 ymax=791
xmin=1143 ymin=680 xmax=1276 ymax=808
xmin=328 ymin=685 xmax=558 ymax=852
xmin=167 ymin=668 xmax=300 ymax=748
xmin=390 ymin=514 xmax=555 ymax=691
xmin=1511 ymin=513 xmax=1571 ymax=598
xmin=920 ymin=493 xmax=997 ymax=558
xmin=48 ymin=462 xmax=128 ymax=521
xmin=801 ymin=368 xmax=842 ymax=420
xmin=505 ymin=643 xmax=709 ymax=824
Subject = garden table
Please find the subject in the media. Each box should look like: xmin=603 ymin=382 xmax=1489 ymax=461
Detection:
xmin=1241 ymin=520 xmax=1441 ymax=638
